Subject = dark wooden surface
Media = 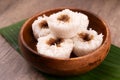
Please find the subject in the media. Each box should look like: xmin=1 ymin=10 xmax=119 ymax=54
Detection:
xmin=0 ymin=0 xmax=120 ymax=80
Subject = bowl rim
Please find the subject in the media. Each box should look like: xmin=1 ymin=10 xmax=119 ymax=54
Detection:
xmin=19 ymin=7 xmax=111 ymax=61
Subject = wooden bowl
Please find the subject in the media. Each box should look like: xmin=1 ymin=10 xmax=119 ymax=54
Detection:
xmin=19 ymin=8 xmax=111 ymax=76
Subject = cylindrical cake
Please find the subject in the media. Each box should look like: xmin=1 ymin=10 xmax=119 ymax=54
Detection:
xmin=32 ymin=16 xmax=50 ymax=39
xmin=73 ymin=29 xmax=103 ymax=56
xmin=36 ymin=34 xmax=73 ymax=59
xmin=46 ymin=9 xmax=89 ymax=38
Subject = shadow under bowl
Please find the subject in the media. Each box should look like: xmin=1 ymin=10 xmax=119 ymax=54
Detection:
xmin=19 ymin=8 xmax=111 ymax=76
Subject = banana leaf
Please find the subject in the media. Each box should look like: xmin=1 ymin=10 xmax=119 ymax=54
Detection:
xmin=0 ymin=20 xmax=120 ymax=80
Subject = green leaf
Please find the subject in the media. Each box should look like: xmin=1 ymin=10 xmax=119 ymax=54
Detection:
xmin=0 ymin=20 xmax=120 ymax=80
xmin=0 ymin=20 xmax=26 ymax=53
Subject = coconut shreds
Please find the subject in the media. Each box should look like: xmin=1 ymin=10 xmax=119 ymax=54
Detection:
xmin=32 ymin=9 xmax=103 ymax=58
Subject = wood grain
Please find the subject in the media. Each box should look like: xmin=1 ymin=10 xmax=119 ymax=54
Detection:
xmin=0 ymin=0 xmax=120 ymax=79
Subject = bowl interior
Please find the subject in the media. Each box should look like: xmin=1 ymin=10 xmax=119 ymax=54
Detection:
xmin=21 ymin=8 xmax=107 ymax=58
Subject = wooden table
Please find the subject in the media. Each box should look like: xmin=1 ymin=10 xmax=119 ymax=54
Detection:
xmin=0 ymin=0 xmax=120 ymax=80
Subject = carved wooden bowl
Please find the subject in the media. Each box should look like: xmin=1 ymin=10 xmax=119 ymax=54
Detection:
xmin=19 ymin=8 xmax=111 ymax=76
